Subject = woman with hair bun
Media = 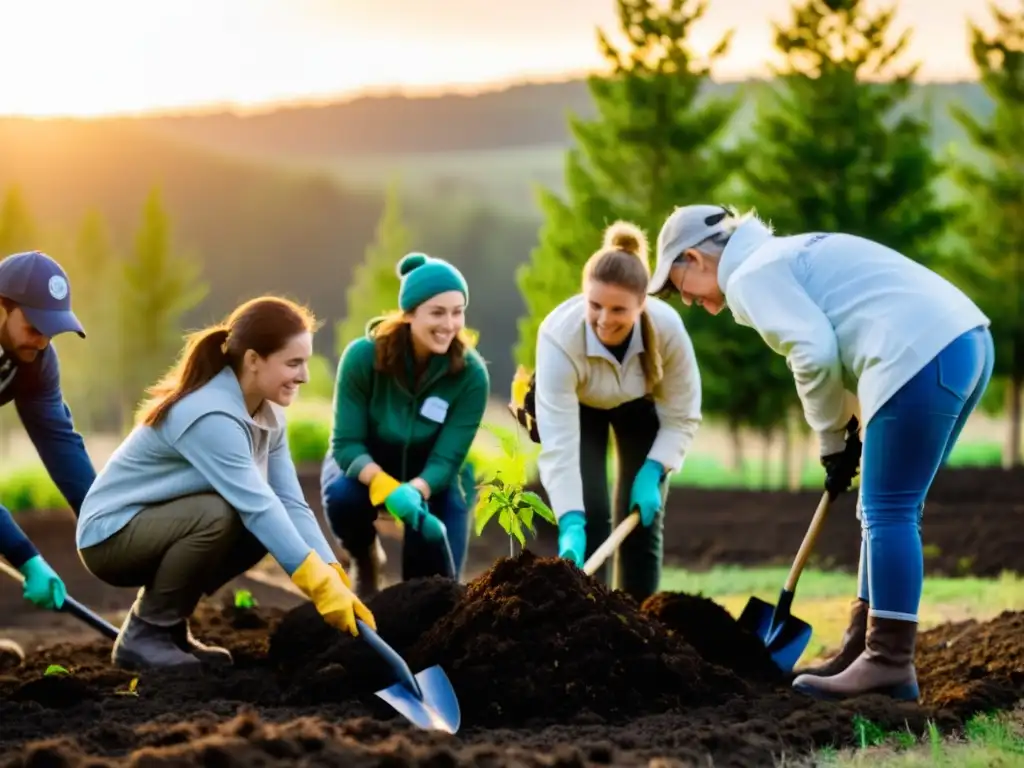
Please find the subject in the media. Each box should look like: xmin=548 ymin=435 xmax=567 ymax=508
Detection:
xmin=77 ymin=296 xmax=375 ymax=671
xmin=321 ymin=252 xmax=489 ymax=598
xmin=530 ymin=221 xmax=703 ymax=603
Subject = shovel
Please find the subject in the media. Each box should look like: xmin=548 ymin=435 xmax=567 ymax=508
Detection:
xmin=583 ymin=510 xmax=640 ymax=576
xmin=737 ymin=489 xmax=832 ymax=673
xmin=0 ymin=559 xmax=120 ymax=640
xmin=357 ymin=619 xmax=461 ymax=733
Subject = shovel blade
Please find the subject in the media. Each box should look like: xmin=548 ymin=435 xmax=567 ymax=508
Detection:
xmin=374 ymin=665 xmax=461 ymax=734
xmin=738 ymin=596 xmax=776 ymax=642
xmin=737 ymin=596 xmax=813 ymax=673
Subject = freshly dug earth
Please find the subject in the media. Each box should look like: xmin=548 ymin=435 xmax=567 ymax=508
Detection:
xmin=1 ymin=553 xmax=1023 ymax=767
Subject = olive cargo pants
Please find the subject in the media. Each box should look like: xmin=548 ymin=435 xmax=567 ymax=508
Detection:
xmin=79 ymin=493 xmax=266 ymax=625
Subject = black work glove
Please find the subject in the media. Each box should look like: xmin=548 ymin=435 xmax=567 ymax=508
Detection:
xmin=821 ymin=415 xmax=861 ymax=500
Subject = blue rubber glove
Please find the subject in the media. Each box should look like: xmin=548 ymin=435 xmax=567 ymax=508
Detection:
xmin=557 ymin=511 xmax=586 ymax=567
xmin=630 ymin=458 xmax=666 ymax=527
xmin=384 ymin=483 xmax=426 ymax=529
xmin=18 ymin=555 xmax=66 ymax=610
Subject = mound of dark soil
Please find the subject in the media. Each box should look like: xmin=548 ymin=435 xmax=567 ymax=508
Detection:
xmin=640 ymin=591 xmax=785 ymax=684
xmin=402 ymin=551 xmax=749 ymax=727
xmin=915 ymin=609 xmax=1024 ymax=716
xmin=2 ymin=559 xmax=1023 ymax=767
xmin=269 ymin=575 xmax=466 ymax=708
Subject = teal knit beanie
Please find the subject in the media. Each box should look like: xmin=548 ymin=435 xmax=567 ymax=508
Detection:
xmin=397 ymin=252 xmax=469 ymax=312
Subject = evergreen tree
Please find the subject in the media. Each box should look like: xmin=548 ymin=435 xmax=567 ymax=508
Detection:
xmin=53 ymin=211 xmax=122 ymax=431
xmin=335 ymin=181 xmax=410 ymax=355
xmin=514 ymin=0 xmax=739 ymax=368
xmin=742 ymin=0 xmax=947 ymax=258
xmin=0 ymin=185 xmax=39 ymax=255
xmin=120 ymin=188 xmax=208 ymax=430
xmin=947 ymin=2 xmax=1024 ymax=466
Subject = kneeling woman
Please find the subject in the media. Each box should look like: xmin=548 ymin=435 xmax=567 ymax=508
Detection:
xmin=77 ymin=297 xmax=375 ymax=671
xmin=649 ymin=204 xmax=993 ymax=701
xmin=531 ymin=221 xmax=702 ymax=604
xmin=321 ymin=253 xmax=489 ymax=598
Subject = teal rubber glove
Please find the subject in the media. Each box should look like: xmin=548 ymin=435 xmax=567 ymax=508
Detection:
xmin=418 ymin=512 xmax=448 ymax=544
xmin=385 ymin=484 xmax=447 ymax=544
xmin=384 ymin=483 xmax=426 ymax=529
xmin=18 ymin=555 xmax=66 ymax=610
xmin=557 ymin=511 xmax=586 ymax=567
xmin=630 ymin=458 xmax=666 ymax=527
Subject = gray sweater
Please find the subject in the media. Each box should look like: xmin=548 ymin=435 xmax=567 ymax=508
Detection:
xmin=77 ymin=366 xmax=337 ymax=575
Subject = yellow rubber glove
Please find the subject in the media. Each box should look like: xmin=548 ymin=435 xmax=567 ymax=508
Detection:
xmin=291 ymin=551 xmax=377 ymax=636
xmin=368 ymin=471 xmax=401 ymax=507
xmin=331 ymin=562 xmax=353 ymax=589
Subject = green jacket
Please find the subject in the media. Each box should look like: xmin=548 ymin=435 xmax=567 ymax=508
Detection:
xmin=331 ymin=321 xmax=490 ymax=495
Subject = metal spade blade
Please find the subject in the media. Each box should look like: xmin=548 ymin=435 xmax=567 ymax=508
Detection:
xmin=357 ymin=620 xmax=461 ymax=734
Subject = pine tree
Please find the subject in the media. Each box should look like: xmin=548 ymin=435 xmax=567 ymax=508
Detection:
xmin=514 ymin=0 xmax=739 ymax=368
xmin=53 ymin=211 xmax=122 ymax=431
xmin=742 ymin=0 xmax=947 ymax=259
xmin=120 ymin=188 xmax=208 ymax=430
xmin=0 ymin=185 xmax=39 ymax=256
xmin=947 ymin=2 xmax=1024 ymax=466
xmin=334 ymin=181 xmax=411 ymax=355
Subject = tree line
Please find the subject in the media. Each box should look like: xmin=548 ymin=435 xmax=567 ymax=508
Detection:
xmin=511 ymin=0 xmax=1024 ymax=471
xmin=0 ymin=0 xmax=1019 ymax=479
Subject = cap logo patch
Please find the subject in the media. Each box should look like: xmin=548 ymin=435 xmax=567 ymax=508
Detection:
xmin=48 ymin=275 xmax=68 ymax=300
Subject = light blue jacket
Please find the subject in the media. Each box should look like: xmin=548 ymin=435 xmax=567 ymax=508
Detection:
xmin=77 ymin=367 xmax=336 ymax=575
xmin=719 ymin=216 xmax=989 ymax=454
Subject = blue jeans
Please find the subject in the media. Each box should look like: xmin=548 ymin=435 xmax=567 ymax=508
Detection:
xmin=855 ymin=325 xmax=994 ymax=621
xmin=320 ymin=458 xmax=473 ymax=581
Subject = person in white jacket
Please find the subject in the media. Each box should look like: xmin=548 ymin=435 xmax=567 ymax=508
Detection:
xmin=649 ymin=204 xmax=994 ymax=702
xmin=529 ymin=220 xmax=702 ymax=603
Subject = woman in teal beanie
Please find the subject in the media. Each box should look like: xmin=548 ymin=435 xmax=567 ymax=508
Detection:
xmin=321 ymin=252 xmax=489 ymax=597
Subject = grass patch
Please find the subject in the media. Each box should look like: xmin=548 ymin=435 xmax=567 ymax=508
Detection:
xmin=659 ymin=566 xmax=1024 ymax=663
xmin=800 ymin=709 xmax=1024 ymax=766
xmin=0 ymin=466 xmax=67 ymax=513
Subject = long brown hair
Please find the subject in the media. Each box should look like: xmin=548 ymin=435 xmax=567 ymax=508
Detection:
xmin=136 ymin=295 xmax=317 ymax=427
xmin=583 ymin=220 xmax=664 ymax=392
xmin=371 ymin=311 xmax=473 ymax=383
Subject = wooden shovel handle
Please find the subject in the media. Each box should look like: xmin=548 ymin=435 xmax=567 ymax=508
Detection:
xmin=784 ymin=490 xmax=832 ymax=592
xmin=583 ymin=511 xmax=641 ymax=576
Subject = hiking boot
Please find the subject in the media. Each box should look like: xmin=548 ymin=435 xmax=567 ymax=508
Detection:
xmin=794 ymin=598 xmax=868 ymax=678
xmin=169 ymin=620 xmax=233 ymax=665
xmin=792 ymin=615 xmax=920 ymax=701
xmin=112 ymin=612 xmax=202 ymax=672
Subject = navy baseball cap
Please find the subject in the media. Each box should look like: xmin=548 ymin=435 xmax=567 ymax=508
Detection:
xmin=0 ymin=251 xmax=85 ymax=338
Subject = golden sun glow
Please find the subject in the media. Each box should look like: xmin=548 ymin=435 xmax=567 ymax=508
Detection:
xmin=1 ymin=0 xmax=987 ymax=118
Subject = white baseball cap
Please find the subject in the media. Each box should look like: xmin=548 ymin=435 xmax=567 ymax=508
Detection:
xmin=648 ymin=205 xmax=731 ymax=295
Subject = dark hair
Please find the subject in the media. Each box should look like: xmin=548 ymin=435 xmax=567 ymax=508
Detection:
xmin=137 ymin=295 xmax=317 ymax=427
xmin=582 ymin=221 xmax=664 ymax=392
xmin=371 ymin=310 xmax=473 ymax=383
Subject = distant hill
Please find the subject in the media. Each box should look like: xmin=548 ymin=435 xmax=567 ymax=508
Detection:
xmin=125 ymin=77 xmax=991 ymax=216
xmin=135 ymin=78 xmax=990 ymax=157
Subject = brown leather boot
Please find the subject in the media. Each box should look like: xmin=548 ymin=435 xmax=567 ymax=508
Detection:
xmin=170 ymin=620 xmax=233 ymax=665
xmin=792 ymin=615 xmax=920 ymax=701
xmin=795 ymin=598 xmax=868 ymax=678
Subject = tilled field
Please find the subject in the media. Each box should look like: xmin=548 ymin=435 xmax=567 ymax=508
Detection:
xmin=1 ymin=552 xmax=1022 ymax=767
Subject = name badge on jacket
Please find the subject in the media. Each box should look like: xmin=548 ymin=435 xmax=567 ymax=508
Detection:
xmin=420 ymin=396 xmax=449 ymax=424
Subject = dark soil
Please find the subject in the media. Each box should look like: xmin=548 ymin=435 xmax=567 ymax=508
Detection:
xmin=2 ymin=552 xmax=1023 ymax=767
xmin=640 ymin=591 xmax=786 ymax=685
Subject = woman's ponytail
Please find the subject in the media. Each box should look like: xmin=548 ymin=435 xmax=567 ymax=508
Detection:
xmin=136 ymin=326 xmax=230 ymax=427
xmin=638 ymin=311 xmax=664 ymax=394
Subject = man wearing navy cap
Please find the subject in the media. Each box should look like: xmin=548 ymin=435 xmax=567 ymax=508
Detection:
xmin=0 ymin=250 xmax=97 ymax=617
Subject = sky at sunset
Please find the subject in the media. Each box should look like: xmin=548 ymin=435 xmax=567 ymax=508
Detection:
xmin=1 ymin=0 xmax=993 ymax=117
